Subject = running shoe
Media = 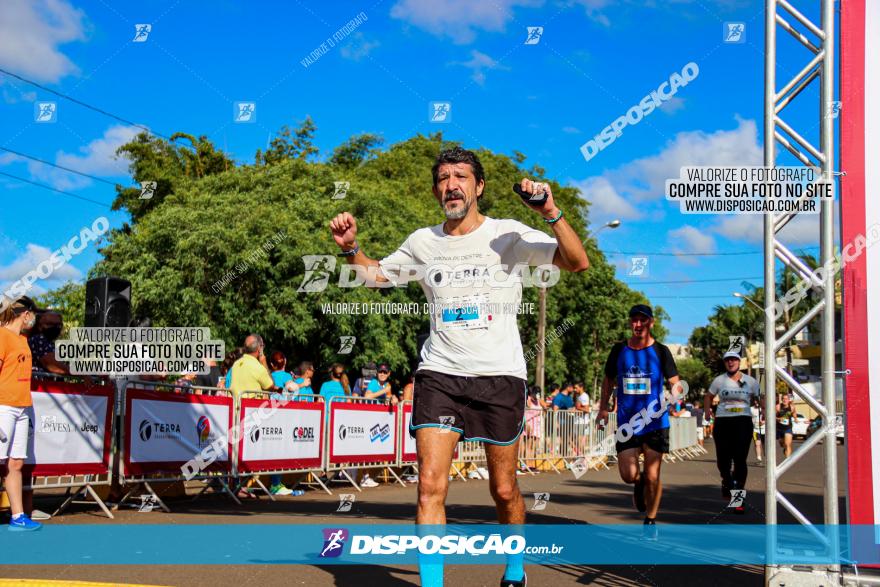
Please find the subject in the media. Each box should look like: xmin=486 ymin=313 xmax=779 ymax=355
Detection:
xmin=9 ymin=514 xmax=41 ymax=532
xmin=633 ymin=477 xmax=646 ymax=513
xmin=30 ymin=509 xmax=52 ymax=521
xmin=500 ymin=572 xmax=527 ymax=587
xmin=641 ymin=519 xmax=658 ymax=542
xmin=360 ymin=476 xmax=379 ymax=488
xmin=733 ymin=505 xmax=746 ymax=515
xmin=270 ymin=484 xmax=294 ymax=496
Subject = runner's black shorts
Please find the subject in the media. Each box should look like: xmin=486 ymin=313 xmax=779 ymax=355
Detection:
xmin=410 ymin=369 xmax=527 ymax=445
xmin=615 ymin=427 xmax=670 ymax=454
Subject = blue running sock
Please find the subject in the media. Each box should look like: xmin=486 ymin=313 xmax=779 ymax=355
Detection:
xmin=503 ymin=524 xmax=525 ymax=581
xmin=503 ymin=552 xmax=524 ymax=581
xmin=418 ymin=553 xmax=444 ymax=587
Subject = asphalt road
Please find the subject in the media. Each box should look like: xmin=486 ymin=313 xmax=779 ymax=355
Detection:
xmin=1 ymin=438 xmax=848 ymax=587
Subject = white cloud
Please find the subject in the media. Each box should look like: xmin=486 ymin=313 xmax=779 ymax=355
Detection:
xmin=712 ymin=214 xmax=760 ymax=244
xmin=668 ymin=224 xmax=716 ymax=265
xmin=390 ymin=0 xmax=542 ymax=44
xmin=0 ymin=79 xmax=37 ymax=104
xmin=712 ymin=200 xmax=839 ymax=248
xmin=0 ymin=243 xmax=83 ymax=297
xmin=340 ymin=32 xmax=379 ymax=61
xmin=0 ymin=0 xmax=88 ymax=83
xmin=572 ymin=176 xmax=640 ymax=222
xmin=562 ymin=126 xmax=581 ymax=134
xmin=573 ymin=118 xmax=761 ymax=224
xmin=570 ymin=0 xmax=613 ymax=26
xmin=28 ymin=125 xmax=137 ymax=190
xmin=453 ymin=50 xmax=509 ymax=85
xmin=570 ymin=0 xmax=750 ymax=27
xmin=658 ymin=96 xmax=685 ymax=115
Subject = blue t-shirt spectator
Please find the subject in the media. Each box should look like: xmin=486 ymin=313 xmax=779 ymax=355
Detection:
xmin=295 ymin=377 xmax=313 ymax=401
xmin=224 ymin=369 xmax=232 ymax=389
xmin=320 ymin=380 xmax=346 ymax=420
xmin=320 ymin=380 xmax=346 ymax=401
xmin=553 ymin=393 xmax=575 ymax=410
xmin=271 ymin=370 xmax=293 ymax=399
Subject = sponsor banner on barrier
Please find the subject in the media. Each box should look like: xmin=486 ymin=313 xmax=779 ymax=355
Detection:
xmin=125 ymin=389 xmax=232 ymax=476
xmin=238 ymin=399 xmax=324 ymax=472
xmin=329 ymin=403 xmax=396 ymax=464
xmin=401 ymin=403 xmax=417 ymax=462
xmin=26 ymin=380 xmax=114 ymax=476
xmin=0 ymin=524 xmax=874 ymax=565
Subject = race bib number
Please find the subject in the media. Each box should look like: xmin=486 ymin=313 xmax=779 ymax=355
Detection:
xmin=436 ymin=295 xmax=489 ymax=332
xmin=727 ymin=401 xmax=748 ymax=413
xmin=623 ymin=376 xmax=651 ymax=395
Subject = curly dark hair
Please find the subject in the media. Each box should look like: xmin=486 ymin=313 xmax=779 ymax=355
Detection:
xmin=431 ymin=146 xmax=485 ymax=191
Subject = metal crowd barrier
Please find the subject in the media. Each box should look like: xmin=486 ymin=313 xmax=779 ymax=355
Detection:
xmin=19 ymin=378 xmax=707 ymax=517
xmin=666 ymin=416 xmax=705 ymax=461
xmin=118 ymin=380 xmax=239 ymax=511
xmin=236 ymin=390 xmax=330 ymax=498
xmin=22 ymin=374 xmax=117 ymax=518
xmin=324 ymin=395 xmax=406 ymax=491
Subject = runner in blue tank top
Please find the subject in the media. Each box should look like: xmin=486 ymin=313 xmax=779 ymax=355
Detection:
xmin=598 ymin=304 xmax=683 ymax=540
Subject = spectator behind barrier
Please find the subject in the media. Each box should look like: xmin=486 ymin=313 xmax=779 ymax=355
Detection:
xmin=28 ymin=311 xmax=69 ymax=375
xmin=320 ymin=363 xmax=350 ymax=407
xmin=220 ymin=347 xmax=245 ymax=389
xmin=229 ymin=334 xmax=280 ymax=397
xmin=574 ymin=382 xmax=591 ymax=414
xmin=265 ymin=350 xmax=298 ymax=496
xmin=545 ymin=382 xmax=561 ymax=408
xmin=552 ymin=382 xmax=575 ymax=411
xmin=268 ymin=351 xmax=300 ymax=398
xmin=294 ymin=361 xmax=315 ymax=400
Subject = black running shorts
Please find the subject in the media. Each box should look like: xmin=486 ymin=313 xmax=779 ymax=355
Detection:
xmin=410 ymin=369 xmax=527 ymax=445
xmin=615 ymin=427 xmax=670 ymax=454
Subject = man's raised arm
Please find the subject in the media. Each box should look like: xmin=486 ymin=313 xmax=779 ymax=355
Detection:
xmin=329 ymin=212 xmax=389 ymax=286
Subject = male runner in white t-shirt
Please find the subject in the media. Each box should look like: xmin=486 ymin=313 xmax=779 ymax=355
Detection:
xmin=329 ymin=146 xmax=589 ymax=587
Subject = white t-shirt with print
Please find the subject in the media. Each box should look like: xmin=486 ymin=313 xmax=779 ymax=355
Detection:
xmin=379 ymin=217 xmax=558 ymax=379
xmin=709 ymin=373 xmax=760 ymax=418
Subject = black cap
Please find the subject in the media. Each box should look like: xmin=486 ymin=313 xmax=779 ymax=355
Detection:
xmin=364 ymin=361 xmax=377 ymax=370
xmin=378 ymin=363 xmax=390 ymax=372
xmin=629 ymin=304 xmax=653 ymax=319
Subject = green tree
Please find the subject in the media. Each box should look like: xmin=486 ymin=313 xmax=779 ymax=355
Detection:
xmin=255 ymin=117 xmax=319 ymax=165
xmin=112 ymin=132 xmax=232 ymax=222
xmin=61 ymin=129 xmax=665 ymax=383
xmin=676 ymin=357 xmax=712 ymax=401
xmin=36 ymin=282 xmax=86 ymax=333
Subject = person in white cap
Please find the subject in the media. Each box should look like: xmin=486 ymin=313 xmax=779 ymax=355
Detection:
xmin=704 ymin=350 xmax=761 ymax=513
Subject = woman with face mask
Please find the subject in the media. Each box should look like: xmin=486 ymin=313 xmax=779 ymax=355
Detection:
xmin=28 ymin=311 xmax=69 ymax=375
xmin=0 ymin=296 xmax=43 ymax=531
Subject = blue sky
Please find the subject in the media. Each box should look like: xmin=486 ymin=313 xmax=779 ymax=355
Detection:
xmin=0 ymin=0 xmax=835 ymax=342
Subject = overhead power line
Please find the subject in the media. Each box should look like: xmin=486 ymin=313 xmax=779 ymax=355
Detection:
xmin=606 ymin=247 xmax=819 ymax=257
xmin=0 ymin=171 xmax=112 ymax=209
xmin=0 ymin=66 xmax=181 ymax=145
xmin=622 ymin=275 xmax=762 ymax=285
xmin=0 ymin=147 xmax=120 ymax=186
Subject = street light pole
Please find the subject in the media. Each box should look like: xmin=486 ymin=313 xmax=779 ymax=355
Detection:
xmin=535 ymin=219 xmax=620 ymax=394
